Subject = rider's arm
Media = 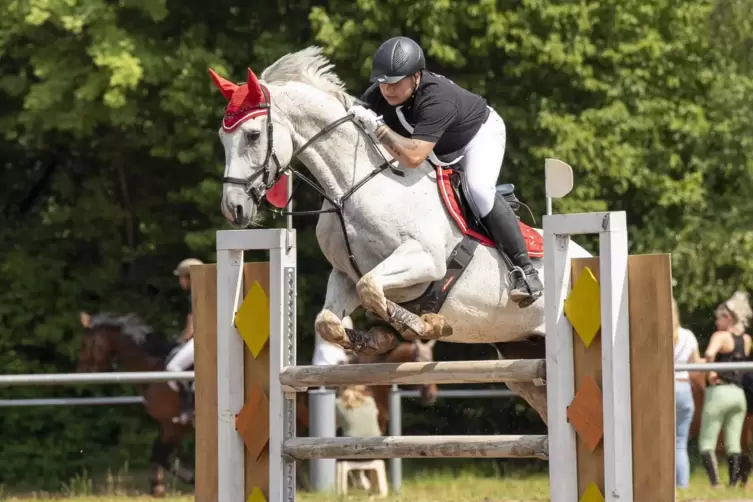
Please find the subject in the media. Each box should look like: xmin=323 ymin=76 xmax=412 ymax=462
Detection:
xmin=179 ymin=312 xmax=194 ymax=343
xmin=375 ymin=99 xmax=457 ymax=169
xmin=375 ymin=126 xmax=435 ymax=168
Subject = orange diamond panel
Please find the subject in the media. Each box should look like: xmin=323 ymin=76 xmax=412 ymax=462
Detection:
xmin=567 ymin=375 xmax=604 ymax=452
xmin=235 ymin=383 xmax=270 ymax=461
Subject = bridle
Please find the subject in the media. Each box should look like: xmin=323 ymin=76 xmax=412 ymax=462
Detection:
xmin=221 ymin=85 xmax=401 ymax=278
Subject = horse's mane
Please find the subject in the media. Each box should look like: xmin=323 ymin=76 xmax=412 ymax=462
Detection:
xmin=89 ymin=312 xmax=173 ymax=357
xmin=260 ymin=46 xmax=358 ymax=108
xmin=89 ymin=312 xmax=152 ymax=342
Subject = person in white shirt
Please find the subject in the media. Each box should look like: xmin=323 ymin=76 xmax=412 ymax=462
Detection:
xmin=673 ymin=297 xmax=703 ymax=488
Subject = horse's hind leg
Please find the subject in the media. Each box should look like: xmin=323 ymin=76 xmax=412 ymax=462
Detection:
xmin=356 ymin=239 xmax=453 ymax=340
xmin=316 ymin=269 xmax=398 ymax=354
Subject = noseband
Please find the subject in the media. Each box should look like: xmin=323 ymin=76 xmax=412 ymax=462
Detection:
xmin=222 ymin=86 xmax=400 ymax=278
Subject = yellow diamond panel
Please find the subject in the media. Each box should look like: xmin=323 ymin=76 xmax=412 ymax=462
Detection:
xmin=564 ymin=266 xmax=601 ymax=347
xmin=579 ymin=482 xmax=605 ymax=502
xmin=247 ymin=487 xmax=267 ymax=502
xmin=235 ymin=280 xmax=270 ymax=358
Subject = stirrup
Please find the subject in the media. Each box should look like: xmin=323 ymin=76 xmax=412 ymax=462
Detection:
xmin=509 ymin=267 xmax=543 ymax=308
xmin=507 ymin=266 xmax=526 ymax=284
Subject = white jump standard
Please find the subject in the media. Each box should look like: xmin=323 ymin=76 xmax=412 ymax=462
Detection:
xmin=208 ymin=208 xmax=674 ymax=502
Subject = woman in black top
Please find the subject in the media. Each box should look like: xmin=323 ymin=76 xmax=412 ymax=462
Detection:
xmin=698 ymin=291 xmax=752 ymax=486
xmin=348 ymin=36 xmax=543 ymax=306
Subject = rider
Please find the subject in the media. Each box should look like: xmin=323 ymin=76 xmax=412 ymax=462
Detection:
xmin=347 ymin=36 xmax=543 ymax=306
xmin=166 ymin=257 xmax=204 ymax=423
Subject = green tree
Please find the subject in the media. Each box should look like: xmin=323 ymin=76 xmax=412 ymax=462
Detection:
xmin=310 ymin=0 xmax=753 ymax=335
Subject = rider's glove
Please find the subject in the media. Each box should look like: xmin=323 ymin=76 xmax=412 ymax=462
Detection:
xmin=348 ymin=105 xmax=384 ymax=135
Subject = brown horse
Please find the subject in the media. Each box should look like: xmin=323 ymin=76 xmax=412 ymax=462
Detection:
xmin=77 ymin=311 xmax=317 ymax=496
xmin=689 ymin=370 xmax=753 ymax=484
xmin=77 ymin=311 xmax=196 ymax=496
xmin=356 ymin=339 xmax=439 ymax=434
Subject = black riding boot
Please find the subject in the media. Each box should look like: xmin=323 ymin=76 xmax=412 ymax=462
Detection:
xmin=701 ymin=451 xmax=720 ymax=486
xmin=728 ymin=453 xmax=742 ymax=486
xmin=480 ymin=196 xmax=543 ymax=307
xmin=740 ymin=453 xmax=753 ymax=486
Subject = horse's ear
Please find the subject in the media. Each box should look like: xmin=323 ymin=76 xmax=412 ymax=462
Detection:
xmin=79 ymin=312 xmax=91 ymax=328
xmin=208 ymin=68 xmax=237 ymax=100
xmin=247 ymin=68 xmax=264 ymax=106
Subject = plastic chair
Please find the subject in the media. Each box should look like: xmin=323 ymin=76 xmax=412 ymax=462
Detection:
xmin=335 ymin=459 xmax=388 ymax=497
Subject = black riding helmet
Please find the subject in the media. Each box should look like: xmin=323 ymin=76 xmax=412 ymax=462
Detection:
xmin=369 ymin=36 xmax=426 ymax=84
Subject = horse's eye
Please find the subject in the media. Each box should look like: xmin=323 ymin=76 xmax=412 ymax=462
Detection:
xmin=247 ymin=130 xmax=261 ymax=142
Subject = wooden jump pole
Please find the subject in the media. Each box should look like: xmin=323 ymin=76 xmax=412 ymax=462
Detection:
xmin=192 ymin=210 xmax=674 ymax=502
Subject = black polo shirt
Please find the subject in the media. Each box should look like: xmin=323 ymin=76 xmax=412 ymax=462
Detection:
xmin=361 ymin=71 xmax=490 ymax=156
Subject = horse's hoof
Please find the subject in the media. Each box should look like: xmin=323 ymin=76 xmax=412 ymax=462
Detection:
xmin=151 ymin=483 xmax=166 ymax=498
xmin=314 ymin=309 xmax=349 ymax=348
xmin=421 ymin=313 xmax=453 ymax=339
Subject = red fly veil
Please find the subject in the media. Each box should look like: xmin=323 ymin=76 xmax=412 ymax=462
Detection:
xmin=208 ymin=67 xmax=268 ymax=131
xmin=209 ymin=67 xmax=289 ymax=208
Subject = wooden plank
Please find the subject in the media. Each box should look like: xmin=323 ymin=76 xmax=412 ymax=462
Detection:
xmin=283 ymin=435 xmax=549 ymax=460
xmin=279 ymin=359 xmax=546 ymax=388
xmin=570 ymin=258 xmax=604 ymax=497
xmin=570 ymin=255 xmax=675 ymax=501
xmin=193 ymin=264 xmax=218 ymax=502
xmin=195 ymin=263 xmax=274 ymax=502
xmin=242 ymin=263 xmax=271 ymax=500
xmin=627 ymin=254 xmax=675 ymax=502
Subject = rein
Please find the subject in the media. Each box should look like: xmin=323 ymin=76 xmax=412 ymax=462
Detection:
xmin=221 ymin=86 xmax=400 ymax=278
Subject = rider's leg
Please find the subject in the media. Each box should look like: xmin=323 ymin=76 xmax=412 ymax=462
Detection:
xmin=459 ymin=108 xmax=543 ymax=306
xmin=166 ymin=339 xmax=195 ymax=420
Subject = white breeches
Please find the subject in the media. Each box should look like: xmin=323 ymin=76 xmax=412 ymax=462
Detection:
xmin=455 ymin=108 xmax=507 ymax=218
xmin=167 ymin=338 xmax=194 ymax=392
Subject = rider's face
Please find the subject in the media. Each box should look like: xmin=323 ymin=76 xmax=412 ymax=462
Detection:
xmin=379 ymin=73 xmax=419 ymax=105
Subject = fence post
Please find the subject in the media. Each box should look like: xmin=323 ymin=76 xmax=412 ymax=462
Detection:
xmin=388 ymin=384 xmax=402 ymax=493
xmin=308 ymin=387 xmax=336 ymax=491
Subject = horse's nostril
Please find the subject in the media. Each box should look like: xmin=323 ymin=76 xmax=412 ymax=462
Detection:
xmin=235 ymin=205 xmax=244 ymax=222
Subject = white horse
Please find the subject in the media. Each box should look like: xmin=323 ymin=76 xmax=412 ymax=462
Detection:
xmin=210 ymin=47 xmax=591 ymax=423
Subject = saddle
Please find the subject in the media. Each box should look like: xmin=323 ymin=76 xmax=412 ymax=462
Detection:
xmin=398 ymin=165 xmax=543 ymax=317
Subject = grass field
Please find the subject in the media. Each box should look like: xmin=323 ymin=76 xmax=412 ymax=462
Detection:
xmin=1 ymin=469 xmax=752 ymax=501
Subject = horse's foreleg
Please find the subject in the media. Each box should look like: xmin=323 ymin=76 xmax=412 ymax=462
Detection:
xmin=356 ymin=239 xmax=453 ymax=340
xmin=315 ymin=269 xmax=398 ymax=355
xmin=150 ymin=437 xmax=167 ymax=497
xmin=152 ymin=425 xmax=194 ymax=490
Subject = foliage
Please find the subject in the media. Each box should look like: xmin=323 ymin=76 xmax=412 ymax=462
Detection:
xmin=0 ymin=0 xmax=752 ymax=491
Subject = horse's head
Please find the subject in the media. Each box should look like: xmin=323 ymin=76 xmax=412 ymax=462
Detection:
xmin=412 ymin=339 xmax=439 ymax=405
xmin=76 ymin=312 xmax=166 ymax=373
xmin=210 ymin=48 xmax=371 ymax=229
xmin=209 ymin=67 xmax=295 ymax=228
xmin=77 ymin=312 xmax=119 ymax=372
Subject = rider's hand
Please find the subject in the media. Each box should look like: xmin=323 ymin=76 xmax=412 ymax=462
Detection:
xmin=348 ymin=105 xmax=384 ymax=135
